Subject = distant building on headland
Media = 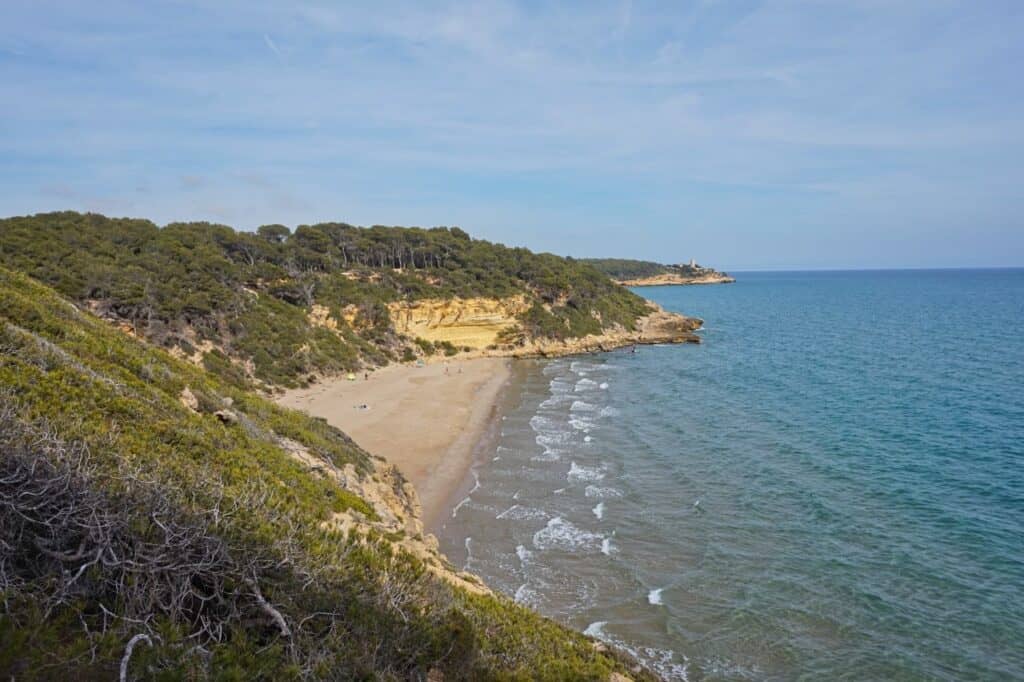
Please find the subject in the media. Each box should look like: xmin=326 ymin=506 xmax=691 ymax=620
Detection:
xmin=670 ymin=259 xmax=711 ymax=274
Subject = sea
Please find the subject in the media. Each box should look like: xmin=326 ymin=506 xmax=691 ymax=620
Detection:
xmin=438 ymin=269 xmax=1024 ymax=681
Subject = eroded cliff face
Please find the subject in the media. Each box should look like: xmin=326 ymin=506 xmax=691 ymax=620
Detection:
xmin=388 ymin=296 xmax=528 ymax=349
xmin=274 ymin=433 xmax=488 ymax=595
xmin=511 ymin=302 xmax=702 ymax=356
xmin=389 ymin=296 xmax=702 ymax=357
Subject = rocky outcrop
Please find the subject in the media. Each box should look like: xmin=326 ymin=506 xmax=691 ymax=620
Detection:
xmin=387 ymin=296 xmax=701 ymax=359
xmin=275 ymin=435 xmax=487 ymax=594
xmin=510 ymin=302 xmax=702 ymax=357
xmin=617 ymin=272 xmax=735 ymax=287
xmin=388 ymin=296 xmax=528 ymax=348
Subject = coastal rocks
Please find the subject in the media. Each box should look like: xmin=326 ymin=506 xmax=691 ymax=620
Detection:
xmin=388 ymin=296 xmax=701 ymax=359
xmin=276 ymin=434 xmax=488 ymax=595
xmin=213 ymin=408 xmax=239 ymax=424
xmin=306 ymin=303 xmax=339 ymax=331
xmin=616 ymin=272 xmax=735 ymax=287
xmin=512 ymin=303 xmax=702 ymax=358
xmin=179 ymin=386 xmax=199 ymax=412
xmin=388 ymin=296 xmax=528 ymax=349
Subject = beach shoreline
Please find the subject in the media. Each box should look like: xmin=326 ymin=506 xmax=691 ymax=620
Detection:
xmin=277 ymin=357 xmax=512 ymax=531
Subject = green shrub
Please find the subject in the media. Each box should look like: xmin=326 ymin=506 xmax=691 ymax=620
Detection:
xmin=0 ymin=265 xmax=656 ymax=680
xmin=0 ymin=212 xmax=651 ymax=387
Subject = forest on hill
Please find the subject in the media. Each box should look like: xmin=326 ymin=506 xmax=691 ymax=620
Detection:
xmin=584 ymin=258 xmax=727 ymax=280
xmin=581 ymin=258 xmax=673 ymax=280
xmin=0 ymin=265 xmax=654 ymax=680
xmin=0 ymin=212 xmax=649 ymax=388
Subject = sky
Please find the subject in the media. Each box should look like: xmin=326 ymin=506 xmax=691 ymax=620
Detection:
xmin=2 ymin=1 xmax=1023 ymax=270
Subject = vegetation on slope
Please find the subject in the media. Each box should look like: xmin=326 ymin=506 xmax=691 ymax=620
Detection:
xmin=582 ymin=258 xmax=728 ymax=282
xmin=0 ymin=266 xmax=653 ymax=680
xmin=0 ymin=212 xmax=649 ymax=388
xmin=581 ymin=259 xmax=673 ymax=280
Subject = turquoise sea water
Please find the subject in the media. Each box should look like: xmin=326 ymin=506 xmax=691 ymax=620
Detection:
xmin=440 ymin=269 xmax=1024 ymax=680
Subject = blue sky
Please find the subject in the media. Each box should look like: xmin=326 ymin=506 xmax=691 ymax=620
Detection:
xmin=2 ymin=1 xmax=1022 ymax=269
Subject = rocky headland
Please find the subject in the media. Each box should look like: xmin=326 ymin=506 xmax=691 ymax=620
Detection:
xmin=617 ymin=271 xmax=736 ymax=287
xmin=584 ymin=257 xmax=735 ymax=288
xmin=388 ymin=297 xmax=703 ymax=360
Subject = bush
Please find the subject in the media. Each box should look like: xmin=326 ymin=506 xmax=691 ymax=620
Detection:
xmin=435 ymin=340 xmax=458 ymax=356
xmin=0 ymin=265 xmax=658 ymax=680
xmin=0 ymin=212 xmax=651 ymax=387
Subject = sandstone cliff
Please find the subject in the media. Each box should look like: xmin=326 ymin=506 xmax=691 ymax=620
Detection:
xmin=388 ymin=297 xmax=702 ymax=358
xmin=388 ymin=296 xmax=529 ymax=348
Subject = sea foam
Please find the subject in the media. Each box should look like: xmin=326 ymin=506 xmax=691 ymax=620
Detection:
xmin=582 ymin=619 xmax=689 ymax=680
xmin=496 ymin=504 xmax=548 ymax=521
xmin=451 ymin=496 xmax=472 ymax=517
xmin=514 ymin=583 xmax=540 ymax=607
xmin=568 ymin=461 xmax=605 ymax=482
xmin=569 ymin=416 xmax=595 ymax=431
xmin=585 ymin=485 xmax=622 ymax=498
xmin=532 ymin=516 xmax=602 ymax=551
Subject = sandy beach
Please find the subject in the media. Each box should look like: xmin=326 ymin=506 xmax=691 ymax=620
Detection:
xmin=278 ymin=357 xmax=511 ymax=530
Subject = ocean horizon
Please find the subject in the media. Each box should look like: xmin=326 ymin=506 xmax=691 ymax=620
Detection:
xmin=732 ymin=266 xmax=1024 ymax=274
xmin=440 ymin=268 xmax=1024 ymax=681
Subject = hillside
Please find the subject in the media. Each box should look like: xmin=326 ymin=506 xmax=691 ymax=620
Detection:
xmin=0 ymin=265 xmax=655 ymax=680
xmin=0 ymin=212 xmax=657 ymax=389
xmin=584 ymin=258 xmax=735 ymax=286
xmin=581 ymin=259 xmax=672 ymax=280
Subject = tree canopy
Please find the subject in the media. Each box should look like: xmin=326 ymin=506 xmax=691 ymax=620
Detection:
xmin=0 ymin=212 xmax=649 ymax=387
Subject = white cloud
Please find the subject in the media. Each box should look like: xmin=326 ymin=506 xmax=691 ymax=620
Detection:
xmin=263 ymin=33 xmax=281 ymax=57
xmin=1 ymin=0 xmax=1022 ymax=266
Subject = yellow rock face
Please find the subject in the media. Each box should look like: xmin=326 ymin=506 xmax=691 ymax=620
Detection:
xmin=306 ymin=303 xmax=339 ymax=330
xmin=388 ymin=296 xmax=528 ymax=349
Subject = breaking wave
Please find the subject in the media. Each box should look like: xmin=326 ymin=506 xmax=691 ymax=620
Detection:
xmin=532 ymin=517 xmax=603 ymax=551
xmin=568 ymin=461 xmax=605 ymax=482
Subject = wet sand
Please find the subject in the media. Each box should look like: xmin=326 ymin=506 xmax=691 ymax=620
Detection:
xmin=277 ymin=358 xmax=511 ymax=530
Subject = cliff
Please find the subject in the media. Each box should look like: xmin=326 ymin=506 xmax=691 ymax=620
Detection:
xmin=388 ymin=295 xmax=530 ymax=349
xmin=389 ymin=296 xmax=702 ymax=358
